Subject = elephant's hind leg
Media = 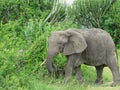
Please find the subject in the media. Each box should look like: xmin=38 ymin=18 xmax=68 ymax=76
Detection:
xmin=107 ymin=53 xmax=120 ymax=86
xmin=95 ymin=65 xmax=104 ymax=84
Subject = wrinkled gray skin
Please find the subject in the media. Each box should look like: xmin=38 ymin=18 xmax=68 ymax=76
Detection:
xmin=46 ymin=28 xmax=120 ymax=86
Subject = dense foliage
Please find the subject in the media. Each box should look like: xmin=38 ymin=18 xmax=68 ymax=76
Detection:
xmin=101 ymin=0 xmax=120 ymax=45
xmin=0 ymin=0 xmax=120 ymax=89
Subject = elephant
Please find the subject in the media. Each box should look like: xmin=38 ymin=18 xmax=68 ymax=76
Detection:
xmin=46 ymin=28 xmax=120 ymax=86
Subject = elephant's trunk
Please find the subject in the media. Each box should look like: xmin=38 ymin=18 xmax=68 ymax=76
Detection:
xmin=46 ymin=52 xmax=57 ymax=73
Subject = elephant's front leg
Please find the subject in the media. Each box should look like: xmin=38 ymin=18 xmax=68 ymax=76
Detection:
xmin=74 ymin=65 xmax=83 ymax=84
xmin=64 ymin=55 xmax=74 ymax=83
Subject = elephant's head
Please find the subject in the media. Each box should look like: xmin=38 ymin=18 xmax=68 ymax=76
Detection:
xmin=46 ymin=29 xmax=87 ymax=73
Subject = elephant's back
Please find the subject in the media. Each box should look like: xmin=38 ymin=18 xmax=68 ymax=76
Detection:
xmin=83 ymin=28 xmax=115 ymax=49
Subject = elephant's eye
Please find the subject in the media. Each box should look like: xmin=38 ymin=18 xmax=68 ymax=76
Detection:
xmin=58 ymin=42 xmax=63 ymax=45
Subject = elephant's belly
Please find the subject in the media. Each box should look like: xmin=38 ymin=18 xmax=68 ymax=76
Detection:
xmin=82 ymin=51 xmax=107 ymax=66
xmin=84 ymin=61 xmax=106 ymax=66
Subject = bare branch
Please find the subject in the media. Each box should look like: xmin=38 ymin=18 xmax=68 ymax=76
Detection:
xmin=40 ymin=59 xmax=46 ymax=67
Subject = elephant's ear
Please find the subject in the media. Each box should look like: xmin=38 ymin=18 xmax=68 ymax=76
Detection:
xmin=63 ymin=30 xmax=87 ymax=55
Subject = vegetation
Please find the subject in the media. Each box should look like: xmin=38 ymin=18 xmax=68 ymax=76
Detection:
xmin=0 ymin=0 xmax=120 ymax=89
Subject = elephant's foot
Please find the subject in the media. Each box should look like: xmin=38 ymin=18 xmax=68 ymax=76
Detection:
xmin=111 ymin=80 xmax=120 ymax=87
xmin=64 ymin=77 xmax=71 ymax=84
xmin=95 ymin=79 xmax=103 ymax=84
xmin=78 ymin=79 xmax=84 ymax=84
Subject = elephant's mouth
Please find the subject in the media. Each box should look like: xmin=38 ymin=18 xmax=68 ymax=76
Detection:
xmin=59 ymin=44 xmax=65 ymax=53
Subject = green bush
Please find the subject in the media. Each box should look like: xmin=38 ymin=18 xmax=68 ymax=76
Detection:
xmin=0 ymin=17 xmax=88 ymax=89
xmin=0 ymin=0 xmax=53 ymax=23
